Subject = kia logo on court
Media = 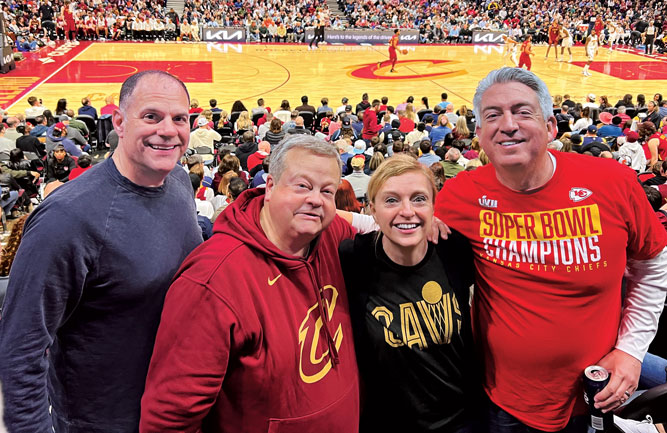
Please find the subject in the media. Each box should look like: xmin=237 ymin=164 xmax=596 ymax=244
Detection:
xmin=203 ymin=28 xmax=245 ymax=42
xmin=472 ymin=31 xmax=508 ymax=44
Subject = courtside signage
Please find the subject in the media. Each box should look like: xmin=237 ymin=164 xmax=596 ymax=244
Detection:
xmin=202 ymin=27 xmax=246 ymax=42
xmin=472 ymin=30 xmax=508 ymax=44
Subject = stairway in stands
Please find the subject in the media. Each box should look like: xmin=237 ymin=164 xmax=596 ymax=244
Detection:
xmin=324 ymin=0 xmax=348 ymax=26
xmin=166 ymin=0 xmax=185 ymax=15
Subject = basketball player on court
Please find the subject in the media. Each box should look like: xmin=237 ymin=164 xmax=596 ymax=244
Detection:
xmin=377 ymin=29 xmax=402 ymax=72
xmin=501 ymin=34 xmax=519 ymax=66
xmin=583 ymin=32 xmax=598 ymax=76
xmin=545 ymin=19 xmax=560 ymax=61
xmin=518 ymin=35 xmax=534 ymax=70
xmin=608 ymin=19 xmax=620 ymax=51
xmin=559 ymin=22 xmax=573 ymax=62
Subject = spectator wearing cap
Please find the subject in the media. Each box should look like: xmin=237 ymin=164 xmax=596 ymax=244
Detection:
xmin=68 ymin=154 xmax=94 ymax=180
xmin=598 ymin=114 xmax=624 ymax=138
xmin=618 ymin=131 xmax=647 ymax=172
xmin=78 ymin=97 xmax=98 ymax=120
xmin=25 ymin=96 xmax=46 ymax=118
xmin=46 ymin=122 xmax=82 ymax=157
xmin=189 ymin=117 xmax=221 ymax=151
xmin=570 ymin=133 xmax=583 ymax=152
xmin=344 ymin=154 xmax=371 ymax=200
xmin=583 ymin=93 xmax=598 ymax=110
xmin=384 ymin=119 xmax=405 ymax=145
xmin=331 ymin=116 xmax=358 ymax=142
xmin=417 ymin=139 xmax=440 ymax=167
xmin=247 ymin=141 xmax=271 ymax=172
xmin=336 ymin=97 xmax=349 ymax=115
xmin=45 ymin=144 xmax=76 ymax=183
xmin=580 ymin=125 xmax=610 ymax=156
xmin=287 ymin=116 xmax=312 ymax=135
xmin=344 ymin=105 xmax=359 ymax=123
xmin=57 ymin=114 xmax=88 ymax=149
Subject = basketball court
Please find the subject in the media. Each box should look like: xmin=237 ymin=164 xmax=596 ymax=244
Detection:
xmin=1 ymin=41 xmax=666 ymax=114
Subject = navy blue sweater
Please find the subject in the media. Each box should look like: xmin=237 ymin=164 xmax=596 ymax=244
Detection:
xmin=0 ymin=158 xmax=202 ymax=432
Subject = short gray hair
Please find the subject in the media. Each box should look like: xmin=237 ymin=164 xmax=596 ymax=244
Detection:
xmin=617 ymin=105 xmax=626 ymax=113
xmin=269 ymin=135 xmax=341 ymax=182
xmin=473 ymin=67 xmax=553 ymax=128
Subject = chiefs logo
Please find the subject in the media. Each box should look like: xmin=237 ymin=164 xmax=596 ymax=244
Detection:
xmin=347 ymin=59 xmax=467 ymax=81
xmin=569 ymin=187 xmax=593 ymax=202
xmin=298 ymin=285 xmax=343 ymax=384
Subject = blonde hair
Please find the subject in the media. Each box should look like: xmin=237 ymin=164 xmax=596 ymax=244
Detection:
xmin=202 ymin=109 xmax=213 ymax=121
xmin=190 ymin=98 xmax=199 ymax=108
xmin=189 ymin=163 xmax=204 ymax=179
xmin=369 ymin=151 xmax=385 ymax=171
xmin=454 ymin=116 xmax=469 ymax=137
xmin=218 ymin=170 xmax=239 ymax=195
xmin=478 ymin=150 xmax=490 ymax=165
xmin=405 ymin=103 xmax=417 ymax=121
xmin=217 ymin=110 xmax=229 ymax=128
xmin=236 ymin=111 xmax=253 ymax=131
xmin=105 ymin=95 xmax=115 ymax=105
xmin=367 ymin=154 xmax=437 ymax=205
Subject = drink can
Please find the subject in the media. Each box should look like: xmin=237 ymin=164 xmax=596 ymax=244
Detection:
xmin=583 ymin=365 xmax=613 ymax=432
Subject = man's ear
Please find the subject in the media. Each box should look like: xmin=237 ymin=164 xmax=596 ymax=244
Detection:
xmin=546 ymin=116 xmax=558 ymax=140
xmin=264 ymin=174 xmax=275 ymax=202
xmin=111 ymin=108 xmax=125 ymax=139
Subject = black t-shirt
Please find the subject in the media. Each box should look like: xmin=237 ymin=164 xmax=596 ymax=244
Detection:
xmin=40 ymin=4 xmax=54 ymax=21
xmin=339 ymin=231 xmax=481 ymax=433
xmin=16 ymin=135 xmax=46 ymax=157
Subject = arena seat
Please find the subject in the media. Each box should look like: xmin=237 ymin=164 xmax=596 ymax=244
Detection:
xmin=615 ymin=383 xmax=667 ymax=424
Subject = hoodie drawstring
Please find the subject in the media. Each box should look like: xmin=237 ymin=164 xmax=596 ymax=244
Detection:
xmin=307 ymin=264 xmax=340 ymax=366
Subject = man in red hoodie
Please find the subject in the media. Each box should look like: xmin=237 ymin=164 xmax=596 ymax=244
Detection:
xmin=140 ymin=134 xmax=360 ymax=432
xmin=362 ymin=98 xmax=382 ymax=141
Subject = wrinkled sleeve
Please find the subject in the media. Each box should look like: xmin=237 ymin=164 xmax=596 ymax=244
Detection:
xmin=140 ymin=276 xmax=242 ymax=432
xmin=0 ymin=203 xmax=88 ymax=433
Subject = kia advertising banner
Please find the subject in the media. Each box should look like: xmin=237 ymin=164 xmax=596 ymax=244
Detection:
xmin=304 ymin=28 xmax=419 ymax=45
xmin=201 ymin=27 xmax=246 ymax=42
xmin=0 ymin=17 xmax=16 ymax=74
xmin=472 ymin=30 xmax=508 ymax=44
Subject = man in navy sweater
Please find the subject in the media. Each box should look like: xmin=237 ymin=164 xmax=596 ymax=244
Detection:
xmin=0 ymin=70 xmax=202 ymax=432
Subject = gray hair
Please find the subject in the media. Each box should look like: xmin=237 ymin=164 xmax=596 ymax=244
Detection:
xmin=617 ymin=105 xmax=626 ymax=114
xmin=270 ymin=135 xmax=341 ymax=182
xmin=472 ymin=67 xmax=553 ymax=128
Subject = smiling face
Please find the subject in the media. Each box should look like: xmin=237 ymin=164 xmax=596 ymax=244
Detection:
xmin=476 ymin=81 xmax=556 ymax=175
xmin=371 ymin=171 xmax=434 ymax=264
xmin=262 ymin=148 xmax=340 ymax=256
xmin=111 ymin=75 xmax=190 ymax=187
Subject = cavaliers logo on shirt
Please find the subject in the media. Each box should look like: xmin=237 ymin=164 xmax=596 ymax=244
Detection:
xmin=372 ymin=281 xmax=462 ymax=350
xmin=298 ymin=285 xmax=343 ymax=384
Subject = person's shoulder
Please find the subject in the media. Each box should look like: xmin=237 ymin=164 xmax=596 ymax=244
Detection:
xmin=339 ymin=231 xmax=376 ymax=263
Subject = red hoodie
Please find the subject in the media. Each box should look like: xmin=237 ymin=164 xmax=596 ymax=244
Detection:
xmin=140 ymin=188 xmax=360 ymax=433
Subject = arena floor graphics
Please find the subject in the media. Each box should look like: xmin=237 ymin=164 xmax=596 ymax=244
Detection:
xmin=1 ymin=41 xmax=666 ymax=114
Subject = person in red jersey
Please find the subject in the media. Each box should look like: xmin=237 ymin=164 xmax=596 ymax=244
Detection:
xmin=434 ymin=67 xmax=667 ymax=432
xmin=378 ymin=28 xmax=401 ymax=72
xmin=545 ymin=19 xmax=561 ymax=61
xmin=140 ymin=135 xmax=360 ymax=433
xmin=518 ymin=35 xmax=534 ymax=70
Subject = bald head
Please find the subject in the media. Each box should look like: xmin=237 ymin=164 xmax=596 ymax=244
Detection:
xmin=119 ymin=70 xmax=189 ymax=111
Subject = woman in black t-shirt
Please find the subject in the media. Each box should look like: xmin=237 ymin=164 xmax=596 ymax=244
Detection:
xmin=339 ymin=154 xmax=482 ymax=433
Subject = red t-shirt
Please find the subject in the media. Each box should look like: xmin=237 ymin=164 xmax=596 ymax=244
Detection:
xmin=398 ymin=117 xmax=415 ymax=133
xmin=68 ymin=166 xmax=91 ymax=180
xmin=434 ymin=151 xmax=667 ymax=431
xmin=643 ymin=132 xmax=667 ymax=161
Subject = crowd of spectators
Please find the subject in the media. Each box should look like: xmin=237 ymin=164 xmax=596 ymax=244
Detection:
xmin=2 ymin=0 xmax=665 ymax=49
xmin=6 ymin=85 xmax=665 ymax=229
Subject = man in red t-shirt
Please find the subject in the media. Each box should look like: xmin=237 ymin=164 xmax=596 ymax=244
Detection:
xmin=435 ymin=67 xmax=667 ymax=432
xmin=362 ymin=99 xmax=382 ymax=140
